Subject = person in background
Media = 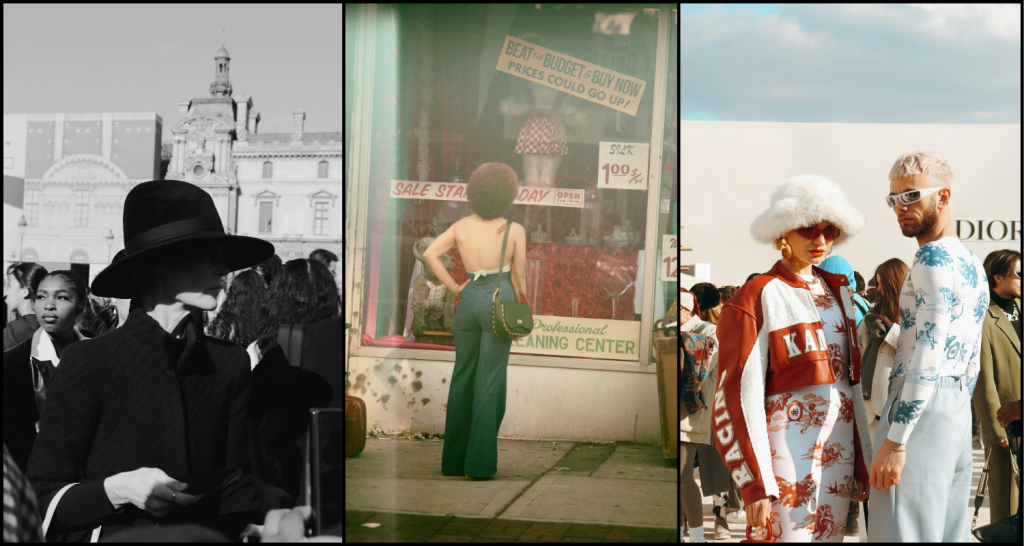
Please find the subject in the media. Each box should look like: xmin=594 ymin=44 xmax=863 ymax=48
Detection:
xmin=688 ymin=282 xmax=721 ymax=325
xmin=745 ymin=272 xmax=761 ymax=285
xmin=3 ymin=299 xmax=7 ymax=330
xmin=309 ymin=249 xmax=338 ymax=278
xmin=206 ymin=269 xmax=269 ymax=349
xmin=973 ymin=248 xmax=1021 ymax=523
xmin=245 ymin=259 xmax=339 ymax=504
xmin=678 ymin=291 xmax=728 ymax=542
xmin=719 ymin=285 xmax=739 ymax=305
xmin=854 ymin=271 xmax=869 ymax=305
xmin=3 ymin=263 xmax=48 ymax=352
xmin=253 ymin=253 xmax=283 ymax=288
xmin=3 ymin=443 xmax=44 ymax=543
xmin=3 ymin=270 xmax=91 ymax=473
xmin=820 ymin=255 xmax=867 ymax=329
xmin=855 ymin=257 xmax=910 ymax=540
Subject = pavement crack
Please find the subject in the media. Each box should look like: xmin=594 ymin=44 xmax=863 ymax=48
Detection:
xmin=493 ymin=441 xmax=582 ymax=518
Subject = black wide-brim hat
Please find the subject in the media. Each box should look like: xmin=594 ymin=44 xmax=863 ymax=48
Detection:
xmin=92 ymin=180 xmax=276 ymax=298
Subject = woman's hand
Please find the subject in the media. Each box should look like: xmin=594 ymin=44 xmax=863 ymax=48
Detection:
xmin=996 ymin=400 xmax=1022 ymax=428
xmin=994 ymin=438 xmax=1010 ymax=450
xmin=870 ymin=438 xmax=906 ymax=490
xmin=454 ymin=280 xmax=470 ymax=297
xmin=104 ymin=467 xmax=203 ymax=519
xmin=745 ymin=496 xmax=772 ymax=528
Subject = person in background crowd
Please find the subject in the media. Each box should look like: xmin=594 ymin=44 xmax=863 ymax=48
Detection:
xmin=689 ymin=282 xmax=721 ymax=325
xmin=864 ymin=273 xmax=879 ymax=308
xmin=3 ymin=270 xmax=90 ymax=473
xmin=854 ymin=271 xmax=868 ymax=302
xmin=868 ymin=151 xmax=989 ymax=542
xmin=3 ymin=299 xmax=7 ymax=330
xmin=308 ymin=249 xmax=338 ymax=278
xmin=3 ymin=443 xmax=44 ymax=543
xmin=27 ymin=181 xmax=271 ymax=541
xmin=245 ymin=259 xmax=339 ymax=504
xmin=714 ymin=175 xmax=872 ymax=541
xmin=858 ymin=259 xmax=910 ymax=442
xmin=719 ymin=285 xmax=739 ymax=305
xmin=973 ymin=248 xmax=1021 ymax=523
xmin=855 ymin=257 xmax=910 ymax=540
xmin=206 ymin=269 xmax=269 ymax=349
xmin=745 ymin=272 xmax=760 ymax=284
xmin=820 ymin=255 xmax=867 ymax=329
xmin=3 ymin=263 xmax=48 ymax=352
xmin=678 ymin=291 xmax=730 ymax=542
xmin=253 ymin=253 xmax=283 ymax=288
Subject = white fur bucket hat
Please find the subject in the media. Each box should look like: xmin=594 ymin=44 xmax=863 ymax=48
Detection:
xmin=750 ymin=174 xmax=865 ymax=247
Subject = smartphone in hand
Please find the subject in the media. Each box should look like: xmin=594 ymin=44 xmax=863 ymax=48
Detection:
xmin=176 ymin=468 xmax=242 ymax=495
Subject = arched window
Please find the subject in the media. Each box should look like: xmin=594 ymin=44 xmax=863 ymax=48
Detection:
xmin=318 ymin=161 xmax=329 ymax=179
xmin=263 ymin=161 xmax=273 ymax=179
xmin=70 ymin=250 xmax=90 ymax=264
xmin=22 ymin=249 xmax=38 ymax=262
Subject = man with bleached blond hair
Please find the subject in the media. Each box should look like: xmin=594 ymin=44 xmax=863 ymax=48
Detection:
xmin=868 ymin=151 xmax=989 ymax=542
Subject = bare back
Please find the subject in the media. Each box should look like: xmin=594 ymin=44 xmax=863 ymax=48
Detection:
xmin=454 ymin=216 xmax=524 ymax=273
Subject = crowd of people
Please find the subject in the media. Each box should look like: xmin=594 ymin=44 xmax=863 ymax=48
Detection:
xmin=679 ymin=151 xmax=1021 ymax=542
xmin=3 ymin=180 xmax=343 ymax=542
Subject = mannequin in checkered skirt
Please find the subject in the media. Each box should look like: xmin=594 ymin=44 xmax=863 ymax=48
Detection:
xmin=499 ymin=35 xmax=584 ymax=188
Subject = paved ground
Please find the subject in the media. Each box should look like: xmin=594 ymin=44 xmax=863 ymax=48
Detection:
xmin=345 ymin=435 xmax=677 ymax=540
xmin=345 ymin=434 xmax=996 ymax=543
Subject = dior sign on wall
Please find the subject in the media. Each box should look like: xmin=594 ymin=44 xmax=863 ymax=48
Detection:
xmin=955 ymin=219 xmax=1021 ymax=242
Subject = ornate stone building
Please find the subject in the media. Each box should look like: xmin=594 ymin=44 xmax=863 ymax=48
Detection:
xmin=168 ymin=46 xmax=343 ymax=267
xmin=6 ymin=112 xmax=162 ymax=285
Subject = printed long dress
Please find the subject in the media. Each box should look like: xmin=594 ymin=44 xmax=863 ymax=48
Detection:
xmin=758 ymin=274 xmax=855 ymax=542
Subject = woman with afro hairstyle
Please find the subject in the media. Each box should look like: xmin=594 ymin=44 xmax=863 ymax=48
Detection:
xmin=423 ymin=162 xmax=527 ymax=480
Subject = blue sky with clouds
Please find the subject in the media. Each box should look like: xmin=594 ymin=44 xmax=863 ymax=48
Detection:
xmin=681 ymin=4 xmax=1021 ymax=123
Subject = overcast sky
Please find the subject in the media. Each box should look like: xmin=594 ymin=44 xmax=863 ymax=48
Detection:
xmin=681 ymin=4 xmax=1021 ymax=123
xmin=3 ymin=4 xmax=342 ymax=140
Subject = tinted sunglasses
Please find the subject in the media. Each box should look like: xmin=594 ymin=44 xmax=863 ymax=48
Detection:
xmin=1016 ymin=269 xmax=1021 ymax=279
xmin=794 ymin=225 xmax=841 ymax=242
xmin=886 ymin=187 xmax=944 ymax=208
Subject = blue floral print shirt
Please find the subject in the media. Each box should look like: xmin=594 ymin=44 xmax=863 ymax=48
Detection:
xmin=887 ymin=236 xmax=989 ymax=445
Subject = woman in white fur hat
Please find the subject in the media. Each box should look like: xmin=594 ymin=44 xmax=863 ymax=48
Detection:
xmin=710 ymin=175 xmax=875 ymax=542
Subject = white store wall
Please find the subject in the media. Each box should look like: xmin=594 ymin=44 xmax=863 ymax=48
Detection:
xmin=681 ymin=121 xmax=1022 ymax=288
xmin=346 ymin=356 xmax=663 ymax=443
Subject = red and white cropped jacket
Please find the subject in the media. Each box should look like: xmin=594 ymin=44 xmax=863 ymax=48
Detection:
xmin=711 ymin=261 xmax=873 ymax=505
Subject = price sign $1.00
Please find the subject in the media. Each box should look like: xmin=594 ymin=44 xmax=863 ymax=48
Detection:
xmin=598 ymin=142 xmax=649 ymax=191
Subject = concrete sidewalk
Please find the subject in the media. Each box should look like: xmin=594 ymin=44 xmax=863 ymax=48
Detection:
xmin=345 ymin=436 xmax=677 ymax=530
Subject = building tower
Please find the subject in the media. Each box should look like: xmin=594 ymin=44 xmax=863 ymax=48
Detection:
xmin=209 ymin=46 xmax=233 ymax=98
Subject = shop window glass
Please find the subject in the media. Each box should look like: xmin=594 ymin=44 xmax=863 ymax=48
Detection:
xmin=351 ymin=4 xmax=677 ymax=362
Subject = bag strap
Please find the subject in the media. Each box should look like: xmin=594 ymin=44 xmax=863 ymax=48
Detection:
xmin=973 ymin=448 xmax=992 ymax=527
xmin=497 ymin=219 xmax=512 ymax=299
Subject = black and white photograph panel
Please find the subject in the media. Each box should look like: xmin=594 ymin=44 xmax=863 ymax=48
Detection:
xmin=3 ymin=4 xmax=343 ymax=542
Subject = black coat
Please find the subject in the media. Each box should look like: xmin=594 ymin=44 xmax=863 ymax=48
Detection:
xmin=26 ymin=307 xmax=261 ymax=542
xmin=3 ymin=313 xmax=39 ymax=352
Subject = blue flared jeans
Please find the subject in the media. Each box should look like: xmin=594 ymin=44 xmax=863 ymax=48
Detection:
xmin=441 ymin=272 xmax=515 ymax=477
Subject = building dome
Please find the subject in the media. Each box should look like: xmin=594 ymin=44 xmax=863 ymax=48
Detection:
xmin=216 ymin=45 xmax=230 ymax=59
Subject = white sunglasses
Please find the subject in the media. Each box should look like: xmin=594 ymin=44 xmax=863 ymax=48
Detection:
xmin=886 ymin=187 xmax=945 ymax=208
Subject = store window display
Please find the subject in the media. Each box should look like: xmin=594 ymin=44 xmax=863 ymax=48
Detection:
xmin=352 ymin=4 xmax=677 ymax=363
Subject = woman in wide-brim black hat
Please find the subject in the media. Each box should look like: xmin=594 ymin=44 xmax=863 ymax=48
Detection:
xmin=26 ymin=180 xmax=276 ymax=542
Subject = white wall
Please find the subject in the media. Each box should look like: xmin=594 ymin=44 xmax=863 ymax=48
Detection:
xmin=347 ymin=356 xmax=664 ymax=443
xmin=681 ymin=121 xmax=1022 ymax=288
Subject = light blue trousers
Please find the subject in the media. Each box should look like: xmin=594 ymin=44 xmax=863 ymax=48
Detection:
xmin=868 ymin=375 xmax=973 ymax=542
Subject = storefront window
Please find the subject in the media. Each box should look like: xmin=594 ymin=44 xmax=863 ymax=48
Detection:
xmin=348 ymin=4 xmax=677 ymax=365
